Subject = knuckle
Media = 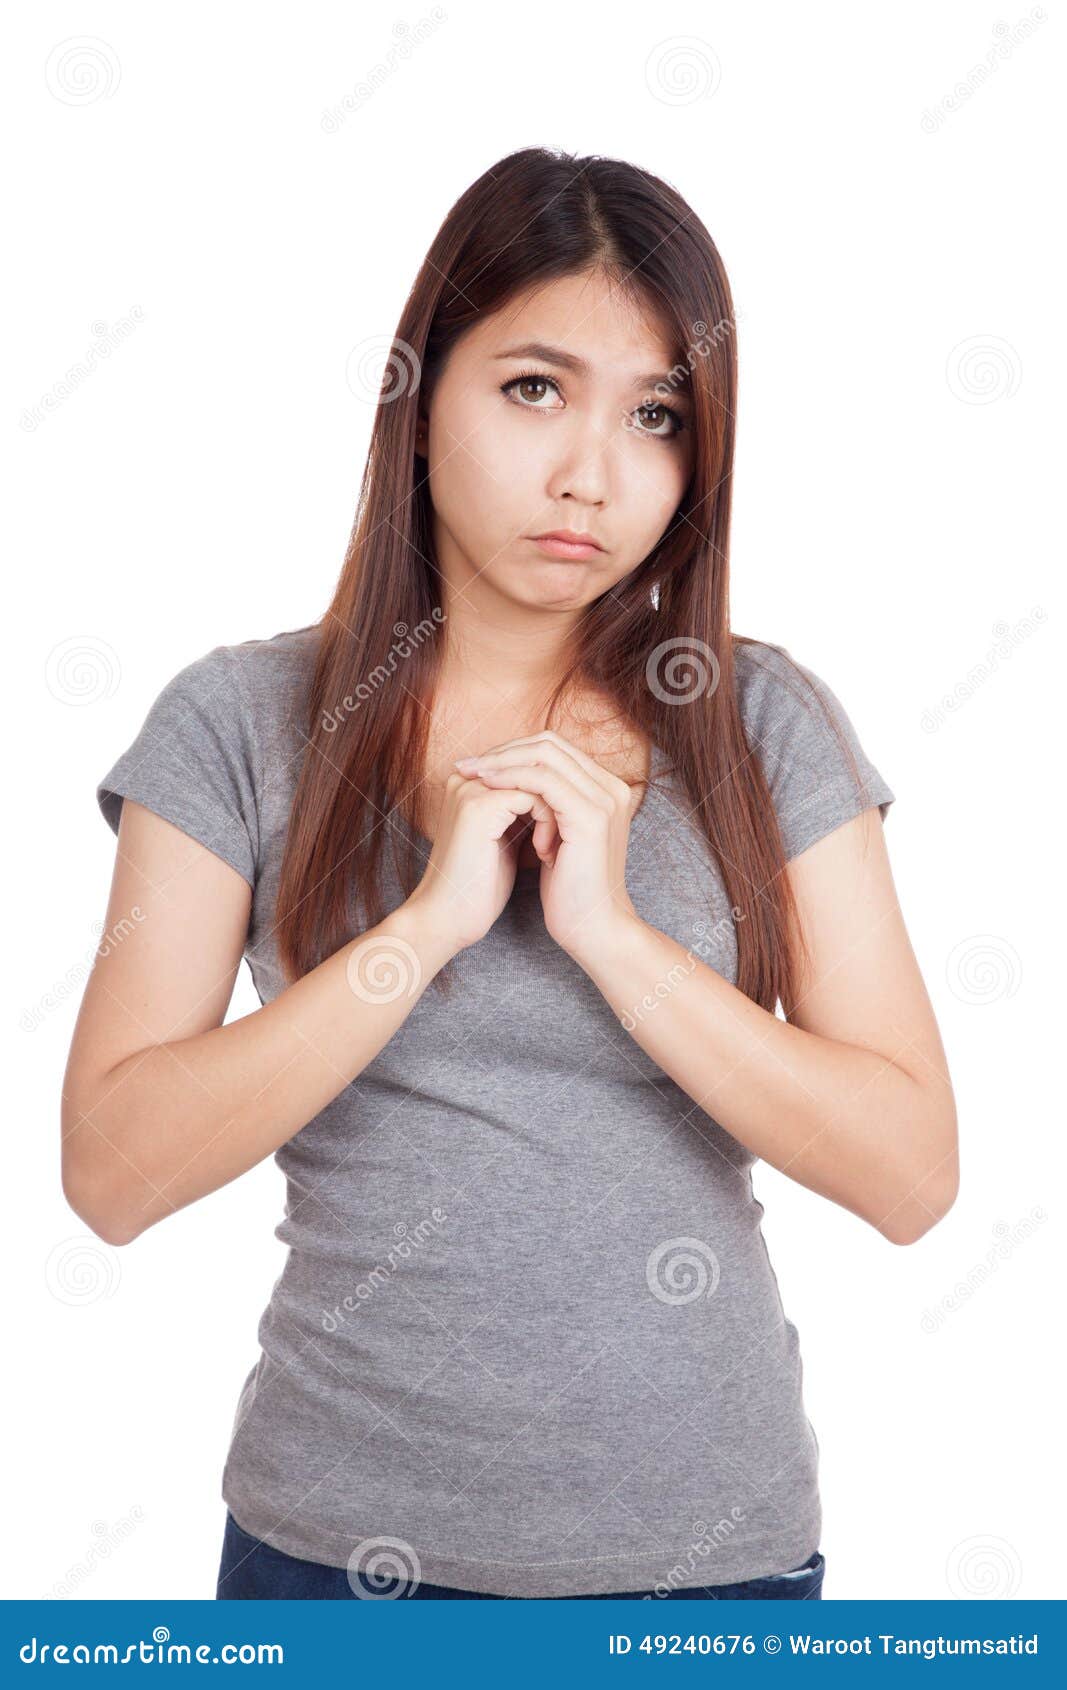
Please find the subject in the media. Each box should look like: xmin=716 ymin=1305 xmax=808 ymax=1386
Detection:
xmin=455 ymin=779 xmax=483 ymax=810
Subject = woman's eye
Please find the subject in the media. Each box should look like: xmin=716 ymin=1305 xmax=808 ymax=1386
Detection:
xmin=633 ymin=403 xmax=682 ymax=438
xmin=499 ymin=374 xmax=563 ymax=408
xmin=499 ymin=373 xmax=686 ymax=440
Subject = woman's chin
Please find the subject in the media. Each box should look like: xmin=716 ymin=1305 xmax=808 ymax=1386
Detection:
xmin=520 ymin=560 xmax=599 ymax=608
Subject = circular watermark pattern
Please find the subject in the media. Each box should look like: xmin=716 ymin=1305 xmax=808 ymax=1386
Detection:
xmin=345 ymin=935 xmax=422 ymax=1003
xmin=346 ymin=1535 xmax=422 ymax=1598
xmin=46 ymin=636 xmax=122 ymax=706
xmin=945 ymin=934 xmax=1021 ymax=1004
xmin=45 ymin=1237 xmax=122 ymax=1306
xmin=647 ymin=1236 xmax=721 ymax=1304
xmin=646 ymin=637 xmax=720 ymax=705
xmin=45 ymin=37 xmax=121 ymax=105
xmin=346 ymin=335 xmax=421 ymax=405
xmin=945 ymin=336 xmax=1021 ymax=404
xmin=645 ymin=37 xmax=722 ymax=105
xmin=945 ymin=1534 xmax=1023 ymax=1598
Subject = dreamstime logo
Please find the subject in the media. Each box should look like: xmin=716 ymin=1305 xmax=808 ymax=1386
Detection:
xmin=346 ymin=334 xmax=422 ymax=405
xmin=322 ymin=1208 xmax=449 ymax=1331
xmin=43 ymin=1507 xmax=147 ymax=1599
xmin=921 ymin=1208 xmax=1047 ymax=1332
xmin=21 ymin=309 xmax=145 ymax=431
xmin=646 ymin=637 xmax=720 ymax=705
xmin=345 ymin=934 xmax=422 ymax=1003
xmin=921 ymin=11 xmax=1046 ymax=132
xmin=321 ymin=10 xmax=447 ymax=132
xmin=690 ymin=313 xmax=743 ymax=351
xmin=946 ymin=335 xmax=1022 ymax=404
xmin=643 ymin=1510 xmax=748 ymax=1599
xmin=620 ymin=912 xmax=744 ymax=1031
xmin=21 ymin=912 xmax=146 ymax=1033
xmin=346 ymin=1536 xmax=422 ymax=1598
xmin=322 ymin=610 xmax=446 ymax=731
xmin=45 ymin=635 xmax=122 ymax=706
xmin=45 ymin=36 xmax=121 ymax=105
xmin=945 ymin=934 xmax=1021 ymax=1005
xmin=945 ymin=1534 xmax=1023 ymax=1598
xmin=645 ymin=37 xmax=722 ymax=106
xmin=46 ymin=1237 xmax=122 ymax=1307
xmin=920 ymin=608 xmax=1046 ymax=732
xmin=647 ymin=1237 xmax=721 ymax=1305
xmin=622 ymin=310 xmax=737 ymax=442
xmin=20 ymin=1628 xmax=283 ymax=1666
xmin=624 ymin=313 xmax=741 ymax=437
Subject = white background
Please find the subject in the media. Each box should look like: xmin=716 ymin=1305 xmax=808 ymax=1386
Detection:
xmin=5 ymin=0 xmax=1063 ymax=1601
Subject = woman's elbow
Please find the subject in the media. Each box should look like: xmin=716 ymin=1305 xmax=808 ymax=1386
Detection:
xmin=61 ymin=1147 xmax=144 ymax=1248
xmin=879 ymin=1116 xmax=960 ymax=1245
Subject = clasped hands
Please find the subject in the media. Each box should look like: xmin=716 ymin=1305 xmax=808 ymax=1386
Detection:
xmin=449 ymin=728 xmax=642 ymax=962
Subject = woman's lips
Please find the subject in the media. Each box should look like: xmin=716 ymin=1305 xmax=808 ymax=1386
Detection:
xmin=528 ymin=534 xmax=604 ymax=560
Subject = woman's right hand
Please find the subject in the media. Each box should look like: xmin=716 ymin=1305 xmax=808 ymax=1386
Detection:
xmin=405 ymin=772 xmax=558 ymax=951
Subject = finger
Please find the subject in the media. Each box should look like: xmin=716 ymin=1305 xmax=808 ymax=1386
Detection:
xmin=530 ymin=809 xmax=559 ymax=862
xmin=472 ymin=764 xmax=609 ymax=833
xmin=469 ymin=780 xmax=555 ymax=843
xmin=506 ymin=804 xmax=559 ymax=855
xmin=503 ymin=807 xmax=558 ymax=861
xmin=456 ymin=742 xmax=611 ymax=809
xmin=463 ymin=730 xmax=629 ymax=801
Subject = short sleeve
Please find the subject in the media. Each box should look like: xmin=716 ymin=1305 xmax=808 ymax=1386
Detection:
xmin=736 ymin=642 xmax=895 ymax=863
xmin=96 ymin=645 xmax=260 ymax=888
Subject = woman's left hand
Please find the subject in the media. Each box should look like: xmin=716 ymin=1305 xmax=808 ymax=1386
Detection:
xmin=453 ymin=730 xmax=641 ymax=960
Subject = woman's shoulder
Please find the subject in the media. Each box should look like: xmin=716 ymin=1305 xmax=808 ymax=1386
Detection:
xmin=730 ymin=633 xmax=896 ymax=860
xmin=732 ymin=633 xmax=820 ymax=702
xmin=95 ymin=623 xmax=325 ymax=887
xmin=150 ymin=622 xmax=322 ymax=721
xmin=216 ymin=621 xmax=323 ymax=709
xmin=731 ymin=635 xmax=854 ymax=745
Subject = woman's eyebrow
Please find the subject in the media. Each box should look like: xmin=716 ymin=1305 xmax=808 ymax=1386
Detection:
xmin=492 ymin=340 xmax=688 ymax=396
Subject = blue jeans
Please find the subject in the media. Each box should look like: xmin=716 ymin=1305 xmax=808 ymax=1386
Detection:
xmin=216 ymin=1510 xmax=825 ymax=1600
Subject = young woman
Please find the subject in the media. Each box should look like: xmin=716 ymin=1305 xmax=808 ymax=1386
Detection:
xmin=64 ymin=147 xmax=959 ymax=1602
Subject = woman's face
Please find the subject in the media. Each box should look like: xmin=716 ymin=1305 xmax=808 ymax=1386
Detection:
xmin=416 ymin=268 xmax=695 ymax=613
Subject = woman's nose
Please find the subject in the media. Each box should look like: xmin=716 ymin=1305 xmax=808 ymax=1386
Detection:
xmin=545 ymin=414 xmax=615 ymax=506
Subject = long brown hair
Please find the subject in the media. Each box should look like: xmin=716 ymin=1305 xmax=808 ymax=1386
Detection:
xmin=275 ymin=146 xmax=861 ymax=1014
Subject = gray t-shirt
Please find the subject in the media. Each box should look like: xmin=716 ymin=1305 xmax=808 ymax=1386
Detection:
xmin=96 ymin=623 xmax=895 ymax=1597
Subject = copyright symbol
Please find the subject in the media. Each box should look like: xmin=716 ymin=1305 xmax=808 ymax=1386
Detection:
xmin=763 ymin=1634 xmax=782 ymax=1654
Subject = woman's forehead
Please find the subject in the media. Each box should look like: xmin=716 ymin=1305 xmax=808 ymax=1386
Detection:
xmin=464 ymin=275 xmax=682 ymax=380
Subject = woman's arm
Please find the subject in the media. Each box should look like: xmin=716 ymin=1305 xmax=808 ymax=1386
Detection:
xmin=61 ymin=799 xmax=457 ymax=1246
xmin=569 ymin=806 xmax=959 ymax=1245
